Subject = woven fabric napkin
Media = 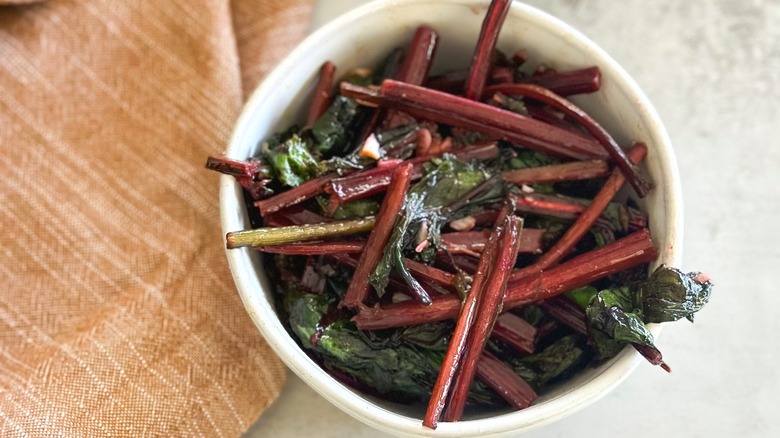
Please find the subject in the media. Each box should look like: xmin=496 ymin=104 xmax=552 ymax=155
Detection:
xmin=0 ymin=0 xmax=311 ymax=435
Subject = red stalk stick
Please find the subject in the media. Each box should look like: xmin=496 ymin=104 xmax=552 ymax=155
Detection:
xmin=491 ymin=312 xmax=538 ymax=355
xmin=341 ymin=80 xmax=608 ymax=160
xmin=255 ymin=174 xmax=337 ymax=217
xmin=502 ymin=160 xmax=610 ymax=185
xmin=441 ymin=228 xmax=544 ymax=255
xmin=327 ymin=142 xmax=499 ymax=205
xmin=517 ymin=66 xmax=602 ymax=96
xmin=305 ymin=61 xmax=336 ymax=128
xmin=341 ymin=164 xmax=413 ymax=309
xmin=396 ymin=26 xmax=439 ymax=85
xmin=476 ymin=352 xmax=537 ymax=411
xmin=424 ymin=205 xmax=513 ymax=429
xmin=510 ymin=143 xmax=647 ymax=281
xmin=443 ymin=215 xmax=523 ymax=422
xmin=464 ymin=0 xmax=513 ymax=100
xmin=352 ymin=228 xmax=658 ymax=329
xmin=483 ymin=83 xmax=652 ymax=196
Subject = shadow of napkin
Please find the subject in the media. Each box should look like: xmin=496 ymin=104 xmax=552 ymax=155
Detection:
xmin=0 ymin=0 xmax=311 ymax=435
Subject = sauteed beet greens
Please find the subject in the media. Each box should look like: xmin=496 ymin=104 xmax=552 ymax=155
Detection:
xmin=207 ymin=0 xmax=712 ymax=428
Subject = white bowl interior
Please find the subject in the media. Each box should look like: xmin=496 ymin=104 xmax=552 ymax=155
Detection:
xmin=220 ymin=1 xmax=682 ymax=436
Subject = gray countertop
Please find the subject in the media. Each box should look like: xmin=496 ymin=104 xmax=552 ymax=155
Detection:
xmin=247 ymin=1 xmax=780 ymax=436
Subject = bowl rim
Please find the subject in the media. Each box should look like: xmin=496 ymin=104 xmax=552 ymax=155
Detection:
xmin=220 ymin=0 xmax=683 ymax=436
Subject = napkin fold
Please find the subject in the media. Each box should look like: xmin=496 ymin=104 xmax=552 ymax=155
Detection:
xmin=0 ymin=0 xmax=311 ymax=435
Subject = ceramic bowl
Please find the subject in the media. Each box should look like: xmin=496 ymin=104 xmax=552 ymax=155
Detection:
xmin=220 ymin=1 xmax=682 ymax=436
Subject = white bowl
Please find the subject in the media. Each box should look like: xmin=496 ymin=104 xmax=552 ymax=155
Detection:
xmin=220 ymin=1 xmax=682 ymax=436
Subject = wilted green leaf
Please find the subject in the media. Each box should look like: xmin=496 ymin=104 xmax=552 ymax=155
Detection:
xmin=638 ymin=265 xmax=712 ymax=323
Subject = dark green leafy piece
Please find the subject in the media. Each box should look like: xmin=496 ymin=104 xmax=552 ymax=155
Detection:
xmin=283 ymin=285 xmax=498 ymax=404
xmin=638 ymin=265 xmax=713 ymax=323
xmin=585 ymin=286 xmax=657 ymax=359
xmin=582 ymin=265 xmax=712 ymax=360
xmin=369 ymin=156 xmax=498 ymax=297
xmin=508 ymin=336 xmax=586 ymax=389
xmin=264 ymin=134 xmax=319 ymax=187
xmin=311 ymin=95 xmax=363 ymax=157
xmin=369 ymin=193 xmax=426 ymax=298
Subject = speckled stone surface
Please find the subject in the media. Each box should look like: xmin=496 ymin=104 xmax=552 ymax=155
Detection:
xmin=246 ymin=1 xmax=780 ymax=437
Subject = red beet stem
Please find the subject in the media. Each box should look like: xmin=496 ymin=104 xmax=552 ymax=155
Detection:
xmin=255 ymin=173 xmax=338 ymax=217
xmin=483 ymin=83 xmax=652 ymax=196
xmin=305 ymin=61 xmax=336 ymax=128
xmin=352 ymin=228 xmax=657 ymax=329
xmin=255 ymin=241 xmax=364 ymax=255
xmin=631 ymin=343 xmax=671 ymax=372
xmin=263 ymin=207 xmax=329 ymax=227
xmin=443 ymin=215 xmax=523 ymax=422
xmin=425 ymin=69 xmax=468 ymax=94
xmin=491 ymin=312 xmax=538 ymax=354
xmin=341 ymin=164 xmax=414 ymax=309
xmin=464 ymin=0 xmax=513 ymax=100
xmin=424 ymin=205 xmax=513 ymax=429
xmin=511 ymin=144 xmax=647 ymax=279
xmin=205 ymin=155 xmax=264 ymax=179
xmin=539 ymin=296 xmax=588 ymax=335
xmin=328 ymin=142 xmax=499 ymax=204
xmin=403 ymin=258 xmax=457 ymax=290
xmin=513 ymin=190 xmax=648 ymax=230
xmin=502 ymin=160 xmax=610 ymax=185
xmin=476 ymin=351 xmax=537 ymax=410
xmin=341 ymin=80 xmax=608 ymax=160
xmin=517 ymin=66 xmax=602 ymax=96
xmin=441 ymin=229 xmax=544 ymax=255
xmin=396 ymin=26 xmax=440 ymax=85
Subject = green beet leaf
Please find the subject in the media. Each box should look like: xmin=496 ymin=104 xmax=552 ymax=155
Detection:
xmin=283 ymin=285 xmax=498 ymax=404
xmin=508 ymin=336 xmax=586 ymax=389
xmin=311 ymin=95 xmax=362 ymax=157
xmin=370 ymin=156 xmax=498 ymax=297
xmin=585 ymin=286 xmax=657 ymax=359
xmin=265 ymin=134 xmax=319 ymax=187
xmin=638 ymin=265 xmax=713 ymax=323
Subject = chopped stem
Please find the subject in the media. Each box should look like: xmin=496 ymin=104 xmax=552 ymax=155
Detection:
xmin=341 ymin=80 xmax=608 ymax=160
xmin=513 ymin=191 xmax=648 ymax=230
xmin=352 ymin=229 xmax=657 ymax=329
xmin=396 ymin=26 xmax=439 ymax=85
xmin=263 ymin=207 xmax=329 ymax=227
xmin=328 ymin=142 xmax=499 ymax=204
xmin=441 ymin=229 xmax=544 ymax=255
xmin=403 ymin=258 xmax=456 ymax=290
xmin=226 ymin=217 xmax=375 ymax=249
xmin=511 ymin=144 xmax=647 ymax=279
xmin=205 ymin=155 xmax=264 ymax=178
xmin=539 ymin=296 xmax=588 ymax=335
xmin=424 ymin=204 xmax=513 ymax=429
xmin=475 ymin=351 xmax=537 ymax=410
xmin=491 ymin=312 xmax=537 ymax=355
xmin=502 ymin=160 xmax=610 ymax=185
xmin=464 ymin=0 xmax=513 ymax=100
xmin=305 ymin=61 xmax=336 ymax=128
xmin=483 ymin=83 xmax=652 ymax=196
xmin=517 ymin=66 xmax=602 ymax=96
xmin=443 ymin=215 xmax=523 ymax=422
xmin=341 ymin=164 xmax=414 ymax=309
xmin=255 ymin=174 xmax=338 ymax=217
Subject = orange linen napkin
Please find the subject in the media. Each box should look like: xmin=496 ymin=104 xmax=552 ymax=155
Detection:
xmin=0 ymin=0 xmax=311 ymax=435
